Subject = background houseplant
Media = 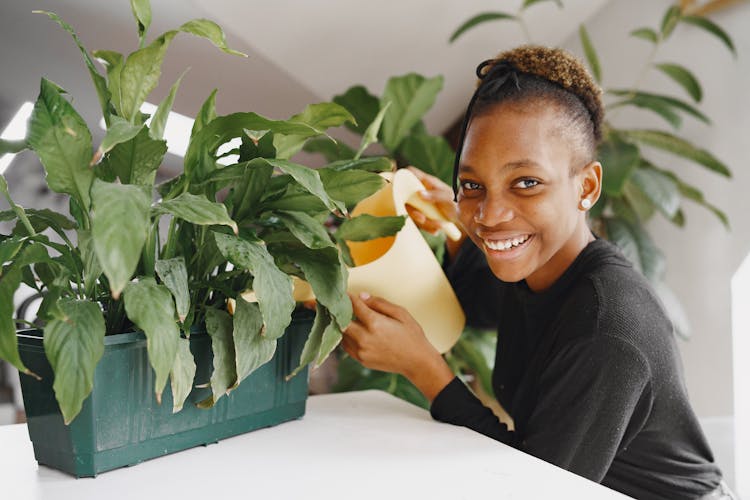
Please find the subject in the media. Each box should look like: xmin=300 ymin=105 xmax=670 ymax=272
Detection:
xmin=0 ymin=0 xmax=398 ymax=440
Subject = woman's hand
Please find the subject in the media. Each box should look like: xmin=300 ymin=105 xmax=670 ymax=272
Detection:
xmin=342 ymin=291 xmax=455 ymax=401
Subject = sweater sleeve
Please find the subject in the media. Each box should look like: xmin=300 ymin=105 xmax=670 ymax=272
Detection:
xmin=522 ymin=335 xmax=653 ymax=482
xmin=430 ymin=377 xmax=518 ymax=445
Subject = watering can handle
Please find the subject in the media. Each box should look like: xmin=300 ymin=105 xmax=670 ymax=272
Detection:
xmin=405 ymin=193 xmax=463 ymax=241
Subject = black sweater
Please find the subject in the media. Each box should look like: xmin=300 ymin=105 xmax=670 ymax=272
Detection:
xmin=431 ymin=239 xmax=722 ymax=500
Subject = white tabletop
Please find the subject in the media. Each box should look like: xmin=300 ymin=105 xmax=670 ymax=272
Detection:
xmin=0 ymin=390 xmax=629 ymax=499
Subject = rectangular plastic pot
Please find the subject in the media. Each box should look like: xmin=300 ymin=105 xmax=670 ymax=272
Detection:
xmin=17 ymin=310 xmax=312 ymax=477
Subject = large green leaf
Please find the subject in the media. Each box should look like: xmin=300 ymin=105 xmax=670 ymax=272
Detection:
xmin=654 ymin=63 xmax=702 ymax=102
xmin=92 ymin=49 xmax=124 ymax=122
xmin=213 ymin=233 xmax=295 ymax=340
xmin=120 ymin=30 xmax=178 ymax=122
xmin=34 ymin=11 xmax=112 ymax=125
xmin=336 ymin=214 xmax=406 ymax=242
xmin=0 ymin=139 xmax=27 ymax=155
xmin=598 ymin=134 xmax=640 ymax=196
xmin=275 ymin=211 xmax=334 ymax=249
xmin=97 ymin=116 xmax=144 ymax=158
xmin=604 ymin=218 xmax=642 ymax=272
xmin=629 ymin=167 xmax=680 ymax=218
xmin=622 ymin=180 xmax=657 ymax=222
xmin=155 ymin=192 xmax=238 ymax=234
xmin=399 ymin=133 xmax=455 ymax=185
xmin=190 ymin=89 xmax=218 ymax=139
xmin=621 ymin=129 xmax=730 ymax=177
xmin=104 ymin=126 xmax=167 ymax=186
xmin=91 ymin=180 xmax=151 ymax=299
xmin=261 ymin=158 xmax=341 ymax=213
xmin=578 ymin=25 xmax=601 ymax=83
xmin=77 ymin=229 xmax=102 ymax=298
xmin=333 ymin=85 xmax=381 ymax=135
xmin=169 ymin=337 xmax=196 ymax=413
xmin=324 ymin=156 xmax=393 ymax=173
xmin=681 ymin=15 xmax=736 ymax=56
xmin=660 ymin=5 xmax=682 ymax=39
xmin=155 ymin=257 xmax=190 ymax=322
xmin=319 ymin=168 xmax=385 ymax=210
xmin=27 ymin=79 xmax=94 ymax=211
xmin=356 ymin=101 xmax=391 ymax=159
xmin=380 ymin=74 xmax=444 ymax=152
xmin=302 ymin=137 xmax=356 ymax=163
xmin=149 ymin=70 xmax=187 ymax=141
xmin=198 ymin=307 xmax=237 ymax=407
xmin=655 ymin=166 xmax=730 ymax=229
xmin=608 ymin=89 xmax=710 ymax=126
xmin=288 ymin=303 xmax=342 ymax=377
xmin=0 ymin=268 xmax=28 ymax=373
xmin=124 ymin=277 xmax=180 ymax=403
xmin=233 ymin=298 xmax=276 ymax=383
xmin=130 ymin=0 xmax=152 ymax=45
xmin=230 ymin=160 xmax=274 ymax=222
xmin=273 ymin=102 xmax=355 ymax=160
xmin=449 ymin=12 xmax=517 ymax=43
xmin=178 ymin=19 xmax=247 ymax=57
xmin=44 ymin=299 xmax=105 ymax=424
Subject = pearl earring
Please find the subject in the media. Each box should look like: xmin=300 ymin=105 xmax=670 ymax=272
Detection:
xmin=580 ymin=199 xmax=592 ymax=210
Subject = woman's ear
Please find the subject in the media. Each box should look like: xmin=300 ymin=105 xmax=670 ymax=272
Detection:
xmin=578 ymin=161 xmax=602 ymax=210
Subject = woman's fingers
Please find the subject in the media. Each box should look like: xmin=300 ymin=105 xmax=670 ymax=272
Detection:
xmin=360 ymin=294 xmax=407 ymax=321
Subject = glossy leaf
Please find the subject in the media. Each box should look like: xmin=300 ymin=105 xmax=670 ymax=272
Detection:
xmin=302 ymin=137 xmax=357 ymax=162
xmin=325 ymin=156 xmax=393 ymax=173
xmin=604 ymin=218 xmax=642 ymax=272
xmin=399 ymin=133 xmax=455 ymax=185
xmin=333 ymin=85 xmax=381 ymax=135
xmin=214 ymin=232 xmax=295 ymax=340
xmin=274 ymin=102 xmax=355 ymax=160
xmin=178 ymin=19 xmax=247 ymax=57
xmin=191 ymin=89 xmax=218 ymax=139
xmin=92 ymin=49 xmax=124 ymax=123
xmin=276 ymin=211 xmax=334 ymax=249
xmin=169 ymin=337 xmax=196 ymax=413
xmin=124 ymin=278 xmax=181 ymax=403
xmin=622 ymin=180 xmax=656 ymax=222
xmin=608 ymin=89 xmax=710 ymax=125
xmin=105 ymin=127 xmax=167 ymax=186
xmin=654 ymin=63 xmax=702 ymax=102
xmin=336 ymin=214 xmax=406 ymax=242
xmin=77 ymin=229 xmax=102 ymax=298
xmin=27 ymin=79 xmax=94 ymax=211
xmin=660 ymin=5 xmax=682 ymax=38
xmin=97 ymin=116 xmax=144 ymax=158
xmin=288 ymin=303 xmax=329 ymax=378
xmin=199 ymin=307 xmax=237 ymax=406
xmin=598 ymin=135 xmax=640 ymax=196
xmin=449 ymin=12 xmax=517 ymax=43
xmin=155 ymin=192 xmax=239 ymax=234
xmin=319 ymin=168 xmax=385 ymax=210
xmin=0 ymin=268 xmax=28 ymax=373
xmin=230 ymin=160 xmax=274 ymax=222
xmin=630 ymin=27 xmax=659 ymax=43
xmin=150 ymin=70 xmax=188 ymax=141
xmin=155 ymin=257 xmax=190 ymax=322
xmin=130 ymin=0 xmax=152 ymax=45
xmin=579 ymin=25 xmax=601 ymax=83
xmin=356 ymin=101 xmax=391 ymax=159
xmin=44 ymin=299 xmax=105 ymax=424
xmin=90 ymin=180 xmax=151 ymax=299
xmin=621 ymin=129 xmax=730 ymax=177
xmin=629 ymin=167 xmax=680 ymax=218
xmin=263 ymin=158 xmax=341 ymax=213
xmin=681 ymin=16 xmax=736 ymax=56
xmin=233 ymin=298 xmax=276 ymax=383
xmin=656 ymin=166 xmax=730 ymax=229
xmin=380 ymin=74 xmax=443 ymax=152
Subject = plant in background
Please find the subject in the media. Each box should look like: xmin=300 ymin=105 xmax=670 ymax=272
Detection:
xmin=450 ymin=0 xmax=734 ymax=338
xmin=0 ymin=0 xmax=397 ymax=424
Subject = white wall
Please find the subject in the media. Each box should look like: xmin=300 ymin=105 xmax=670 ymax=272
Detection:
xmin=563 ymin=1 xmax=750 ymax=418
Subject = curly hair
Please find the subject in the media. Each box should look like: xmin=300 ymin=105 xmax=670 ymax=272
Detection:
xmin=453 ymin=45 xmax=604 ymax=193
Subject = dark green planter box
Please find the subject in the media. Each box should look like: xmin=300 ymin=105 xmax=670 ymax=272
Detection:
xmin=17 ymin=311 xmax=312 ymax=477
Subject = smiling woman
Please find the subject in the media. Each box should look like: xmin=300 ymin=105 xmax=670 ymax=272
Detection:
xmin=340 ymin=45 xmax=736 ymax=500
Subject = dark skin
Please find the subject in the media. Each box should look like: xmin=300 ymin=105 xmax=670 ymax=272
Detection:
xmin=342 ymin=99 xmax=602 ymax=402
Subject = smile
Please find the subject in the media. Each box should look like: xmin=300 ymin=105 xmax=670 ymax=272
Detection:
xmin=483 ymin=234 xmax=531 ymax=252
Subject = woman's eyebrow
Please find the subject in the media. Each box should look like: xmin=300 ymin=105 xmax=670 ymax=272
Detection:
xmin=458 ymin=159 xmax=542 ymax=175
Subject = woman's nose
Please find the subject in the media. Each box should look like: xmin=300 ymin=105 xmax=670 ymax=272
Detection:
xmin=475 ymin=193 xmax=514 ymax=226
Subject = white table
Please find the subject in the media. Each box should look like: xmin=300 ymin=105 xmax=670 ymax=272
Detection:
xmin=0 ymin=390 xmax=629 ymax=499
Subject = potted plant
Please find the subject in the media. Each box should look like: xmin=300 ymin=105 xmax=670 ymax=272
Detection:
xmin=0 ymin=0 xmax=397 ymax=477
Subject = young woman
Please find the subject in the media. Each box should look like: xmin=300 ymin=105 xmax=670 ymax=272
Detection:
xmin=341 ymin=46 xmax=734 ymax=500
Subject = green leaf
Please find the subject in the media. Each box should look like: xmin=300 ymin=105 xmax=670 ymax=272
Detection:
xmin=622 ymin=180 xmax=657 ymax=222
xmin=288 ymin=303 xmax=329 ymax=378
xmin=681 ymin=15 xmax=736 ymax=56
xmin=91 ymin=180 xmax=151 ymax=299
xmin=34 ymin=11 xmax=112 ymax=125
xmin=178 ymin=19 xmax=247 ymax=57
xmin=169 ymin=337 xmax=196 ymax=413
xmin=275 ymin=211 xmax=334 ymax=249
xmin=522 ymin=0 xmax=563 ymax=9
xmin=333 ymin=85 xmax=381 ymax=135
xmin=0 ymin=139 xmax=27 ymax=155
xmin=303 ymin=137 xmax=357 ymax=162
xmin=318 ymin=168 xmax=385 ymax=210
xmin=149 ymin=70 xmax=188 ymax=140
xmin=356 ymin=101 xmax=391 ymax=159
xmin=604 ymin=218 xmax=642 ymax=271
xmin=262 ymin=158 xmax=341 ymax=213
xmin=44 ymin=299 xmax=105 ymax=424
xmin=608 ymin=89 xmax=710 ymax=125
xmin=660 ymin=5 xmax=682 ymax=38
xmin=0 ymin=268 xmax=29 ymax=374
xmin=213 ymin=232 xmax=295 ymax=340
xmin=336 ymin=214 xmax=406 ymax=241
xmin=104 ymin=127 xmax=167 ymax=186
xmin=380 ymin=74 xmax=443 ymax=152
xmin=27 ymin=79 xmax=94 ymax=211
xmin=630 ymin=27 xmax=659 ymax=43
xmin=325 ymin=156 xmax=393 ymax=173
xmin=654 ymin=63 xmax=702 ymax=102
xmin=398 ymin=134 xmax=455 ymax=185
xmin=629 ymin=166 xmax=680 ymax=218
xmin=198 ymin=307 xmax=237 ymax=406
xmin=449 ymin=12 xmax=517 ymax=43
xmin=120 ymin=30 xmax=178 ymax=122
xmin=92 ymin=49 xmax=124 ymax=120
xmin=155 ymin=192 xmax=238 ymax=234
xmin=274 ymin=102 xmax=355 ymax=160
xmin=233 ymin=298 xmax=276 ymax=383
xmin=655 ymin=166 xmax=730 ymax=229
xmin=155 ymin=257 xmax=190 ymax=322
xmin=124 ymin=277 xmax=181 ymax=403
xmin=230 ymin=160 xmax=274 ymax=222
xmin=77 ymin=229 xmax=102 ymax=298
xmin=578 ymin=25 xmax=601 ymax=83
xmin=97 ymin=116 xmax=145 ymax=158
xmin=598 ymin=134 xmax=640 ymax=196
xmin=130 ymin=0 xmax=152 ymax=45
xmin=620 ymin=129 xmax=730 ymax=177
xmin=191 ymin=89 xmax=218 ymax=139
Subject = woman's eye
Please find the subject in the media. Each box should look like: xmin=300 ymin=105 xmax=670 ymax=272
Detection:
xmin=460 ymin=180 xmax=482 ymax=191
xmin=513 ymin=178 xmax=539 ymax=189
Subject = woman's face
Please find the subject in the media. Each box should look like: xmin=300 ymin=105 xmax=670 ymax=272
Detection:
xmin=457 ymin=101 xmax=598 ymax=291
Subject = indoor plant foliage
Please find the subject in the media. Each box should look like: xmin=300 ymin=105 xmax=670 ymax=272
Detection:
xmin=0 ymin=0 xmax=395 ymax=426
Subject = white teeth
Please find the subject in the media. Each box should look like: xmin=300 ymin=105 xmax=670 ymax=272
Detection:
xmin=484 ymin=235 xmax=530 ymax=251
